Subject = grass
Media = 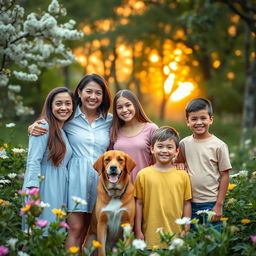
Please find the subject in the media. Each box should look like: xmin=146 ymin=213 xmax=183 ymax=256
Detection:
xmin=0 ymin=116 xmax=241 ymax=149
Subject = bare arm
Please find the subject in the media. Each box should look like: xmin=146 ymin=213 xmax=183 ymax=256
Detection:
xmin=28 ymin=120 xmax=48 ymax=136
xmin=135 ymin=198 xmax=144 ymax=240
xmin=212 ymin=169 xmax=230 ymax=222
xmin=182 ymin=199 xmax=192 ymax=235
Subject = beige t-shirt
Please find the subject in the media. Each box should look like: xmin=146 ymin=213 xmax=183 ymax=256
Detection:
xmin=179 ymin=135 xmax=232 ymax=203
xmin=134 ymin=166 xmax=192 ymax=249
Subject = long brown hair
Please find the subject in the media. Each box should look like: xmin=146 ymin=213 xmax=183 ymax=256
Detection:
xmin=39 ymin=87 xmax=74 ymax=167
xmin=74 ymin=74 xmax=111 ymax=119
xmin=111 ymin=89 xmax=151 ymax=142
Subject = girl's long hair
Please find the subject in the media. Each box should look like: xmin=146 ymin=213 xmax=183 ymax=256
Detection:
xmin=39 ymin=87 xmax=74 ymax=167
xmin=74 ymin=73 xmax=111 ymax=119
xmin=111 ymin=89 xmax=151 ymax=142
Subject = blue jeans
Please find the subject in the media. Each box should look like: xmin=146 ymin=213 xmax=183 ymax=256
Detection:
xmin=191 ymin=202 xmax=221 ymax=232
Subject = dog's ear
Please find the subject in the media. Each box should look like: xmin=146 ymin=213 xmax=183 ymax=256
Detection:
xmin=125 ymin=154 xmax=136 ymax=173
xmin=93 ymin=154 xmax=104 ymax=175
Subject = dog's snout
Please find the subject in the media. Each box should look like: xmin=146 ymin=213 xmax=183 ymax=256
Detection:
xmin=110 ymin=165 xmax=117 ymax=172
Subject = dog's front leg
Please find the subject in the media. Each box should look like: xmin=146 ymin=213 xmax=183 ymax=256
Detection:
xmin=97 ymin=212 xmax=108 ymax=256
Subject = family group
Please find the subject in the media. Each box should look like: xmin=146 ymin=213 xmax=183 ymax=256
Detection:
xmin=22 ymin=73 xmax=232 ymax=250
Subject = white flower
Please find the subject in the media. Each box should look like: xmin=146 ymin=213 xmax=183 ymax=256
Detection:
xmin=0 ymin=149 xmax=8 ymax=159
xmin=39 ymin=201 xmax=50 ymax=208
xmin=230 ymin=173 xmax=240 ymax=178
xmin=18 ymin=251 xmax=30 ymax=256
xmin=12 ymin=148 xmax=26 ymax=153
xmin=8 ymin=173 xmax=17 ymax=179
xmin=155 ymin=227 xmax=164 ymax=233
xmin=239 ymin=170 xmax=248 ymax=177
xmin=0 ymin=179 xmax=11 ymax=184
xmin=196 ymin=209 xmax=214 ymax=215
xmin=72 ymin=196 xmax=87 ymax=205
xmin=168 ymin=238 xmax=184 ymax=250
xmin=48 ymin=0 xmax=60 ymax=14
xmin=8 ymin=85 xmax=21 ymax=93
xmin=5 ymin=122 xmax=16 ymax=128
xmin=7 ymin=238 xmax=18 ymax=249
xmin=244 ymin=139 xmax=251 ymax=145
xmin=132 ymin=239 xmax=147 ymax=250
xmin=175 ymin=217 xmax=191 ymax=225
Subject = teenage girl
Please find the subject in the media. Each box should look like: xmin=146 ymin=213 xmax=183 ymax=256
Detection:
xmin=110 ymin=89 xmax=158 ymax=183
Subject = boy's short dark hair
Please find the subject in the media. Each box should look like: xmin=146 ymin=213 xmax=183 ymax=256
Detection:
xmin=151 ymin=126 xmax=180 ymax=148
xmin=185 ymin=98 xmax=213 ymax=118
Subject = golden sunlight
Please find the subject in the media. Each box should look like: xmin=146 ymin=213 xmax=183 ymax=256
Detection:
xmin=164 ymin=73 xmax=175 ymax=94
xmin=170 ymin=82 xmax=194 ymax=102
xmin=150 ymin=54 xmax=159 ymax=63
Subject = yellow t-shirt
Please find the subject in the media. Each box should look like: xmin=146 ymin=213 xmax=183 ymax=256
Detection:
xmin=134 ymin=166 xmax=192 ymax=249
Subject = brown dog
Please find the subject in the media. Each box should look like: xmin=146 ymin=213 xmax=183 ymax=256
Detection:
xmin=82 ymin=150 xmax=136 ymax=256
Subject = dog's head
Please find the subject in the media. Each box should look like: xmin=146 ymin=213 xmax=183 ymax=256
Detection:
xmin=93 ymin=150 xmax=136 ymax=185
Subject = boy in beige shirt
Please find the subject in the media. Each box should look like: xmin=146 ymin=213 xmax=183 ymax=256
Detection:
xmin=176 ymin=98 xmax=232 ymax=231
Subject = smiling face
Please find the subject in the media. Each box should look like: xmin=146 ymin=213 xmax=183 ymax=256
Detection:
xmin=78 ymin=81 xmax=103 ymax=113
xmin=116 ymin=96 xmax=136 ymax=123
xmin=186 ymin=108 xmax=213 ymax=139
xmin=52 ymin=92 xmax=73 ymax=124
xmin=151 ymin=138 xmax=179 ymax=165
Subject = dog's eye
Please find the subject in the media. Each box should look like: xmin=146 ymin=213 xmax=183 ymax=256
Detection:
xmin=104 ymin=158 xmax=110 ymax=163
xmin=118 ymin=158 xmax=124 ymax=163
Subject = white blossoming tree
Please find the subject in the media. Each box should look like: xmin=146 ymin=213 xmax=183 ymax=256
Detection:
xmin=0 ymin=0 xmax=83 ymax=118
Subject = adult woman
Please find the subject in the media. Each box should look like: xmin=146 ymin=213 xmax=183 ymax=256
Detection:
xmin=29 ymin=74 xmax=112 ymax=248
xmin=110 ymin=89 xmax=158 ymax=183
xmin=23 ymin=87 xmax=74 ymax=233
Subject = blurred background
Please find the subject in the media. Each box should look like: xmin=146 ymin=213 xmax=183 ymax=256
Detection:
xmin=1 ymin=0 xmax=255 ymax=148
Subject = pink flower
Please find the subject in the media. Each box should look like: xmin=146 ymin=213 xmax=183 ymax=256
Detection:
xmin=60 ymin=221 xmax=70 ymax=229
xmin=0 ymin=245 xmax=9 ymax=256
xmin=25 ymin=200 xmax=41 ymax=205
xmin=28 ymin=187 xmax=39 ymax=195
xmin=18 ymin=189 xmax=28 ymax=195
xmin=35 ymin=219 xmax=49 ymax=228
xmin=251 ymin=236 xmax=256 ymax=243
xmin=19 ymin=210 xmax=26 ymax=216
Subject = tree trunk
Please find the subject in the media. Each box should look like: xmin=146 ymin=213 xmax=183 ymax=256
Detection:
xmin=62 ymin=66 xmax=70 ymax=88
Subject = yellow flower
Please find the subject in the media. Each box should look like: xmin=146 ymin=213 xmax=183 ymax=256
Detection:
xmin=21 ymin=204 xmax=31 ymax=212
xmin=228 ymin=184 xmax=236 ymax=190
xmin=92 ymin=240 xmax=101 ymax=248
xmin=0 ymin=199 xmax=4 ymax=204
xmin=68 ymin=246 xmax=79 ymax=254
xmin=227 ymin=198 xmax=234 ymax=204
xmin=220 ymin=217 xmax=229 ymax=221
xmin=241 ymin=219 xmax=251 ymax=224
xmin=247 ymin=202 xmax=252 ymax=206
xmin=191 ymin=218 xmax=199 ymax=224
xmin=121 ymin=223 xmax=130 ymax=227
xmin=152 ymin=245 xmax=159 ymax=251
xmin=4 ymin=143 xmax=8 ymax=148
xmin=51 ymin=208 xmax=67 ymax=217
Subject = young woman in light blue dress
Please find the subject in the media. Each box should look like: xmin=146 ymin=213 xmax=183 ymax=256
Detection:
xmin=29 ymin=74 xmax=112 ymax=249
xmin=23 ymin=87 xmax=74 ymax=233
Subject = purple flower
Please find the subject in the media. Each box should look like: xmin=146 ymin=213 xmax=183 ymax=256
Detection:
xmin=28 ymin=188 xmax=39 ymax=195
xmin=0 ymin=245 xmax=9 ymax=256
xmin=19 ymin=210 xmax=26 ymax=216
xmin=35 ymin=219 xmax=48 ymax=228
xmin=251 ymin=236 xmax=256 ymax=243
xmin=60 ymin=221 xmax=70 ymax=229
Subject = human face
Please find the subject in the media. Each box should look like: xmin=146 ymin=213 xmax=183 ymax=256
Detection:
xmin=52 ymin=92 xmax=73 ymax=124
xmin=116 ymin=97 xmax=136 ymax=123
xmin=186 ymin=109 xmax=213 ymax=139
xmin=151 ymin=138 xmax=179 ymax=165
xmin=78 ymin=81 xmax=103 ymax=112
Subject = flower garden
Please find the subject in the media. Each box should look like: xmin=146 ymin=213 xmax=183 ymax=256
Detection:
xmin=0 ymin=129 xmax=255 ymax=256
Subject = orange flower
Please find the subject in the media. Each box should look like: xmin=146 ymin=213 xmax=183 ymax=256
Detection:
xmin=241 ymin=219 xmax=251 ymax=224
xmin=68 ymin=246 xmax=79 ymax=254
xmin=220 ymin=217 xmax=229 ymax=221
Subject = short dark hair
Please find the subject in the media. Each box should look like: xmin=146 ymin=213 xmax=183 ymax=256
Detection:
xmin=151 ymin=126 xmax=180 ymax=148
xmin=74 ymin=73 xmax=111 ymax=119
xmin=185 ymin=98 xmax=213 ymax=118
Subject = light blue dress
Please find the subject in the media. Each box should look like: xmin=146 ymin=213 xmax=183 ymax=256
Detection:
xmin=22 ymin=121 xmax=72 ymax=231
xmin=64 ymin=106 xmax=112 ymax=212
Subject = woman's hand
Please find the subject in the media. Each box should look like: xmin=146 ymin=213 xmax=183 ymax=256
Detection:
xmin=28 ymin=120 xmax=48 ymax=136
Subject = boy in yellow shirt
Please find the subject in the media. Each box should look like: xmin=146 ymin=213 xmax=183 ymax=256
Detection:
xmin=134 ymin=126 xmax=192 ymax=249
